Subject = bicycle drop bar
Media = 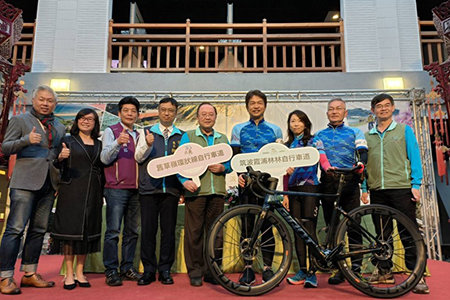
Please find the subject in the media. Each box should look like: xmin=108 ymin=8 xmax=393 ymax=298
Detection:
xmin=244 ymin=165 xmax=362 ymax=198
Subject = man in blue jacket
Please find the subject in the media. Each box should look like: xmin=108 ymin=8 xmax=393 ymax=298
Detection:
xmin=135 ymin=98 xmax=184 ymax=285
xmin=315 ymin=98 xmax=368 ymax=286
xmin=231 ymin=90 xmax=283 ymax=285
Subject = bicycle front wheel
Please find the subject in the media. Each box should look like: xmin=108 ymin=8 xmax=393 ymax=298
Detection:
xmin=205 ymin=204 xmax=292 ymax=296
xmin=335 ymin=204 xmax=426 ymax=298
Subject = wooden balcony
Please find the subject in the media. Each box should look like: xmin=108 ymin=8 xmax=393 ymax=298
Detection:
xmin=9 ymin=20 xmax=447 ymax=72
xmin=11 ymin=22 xmax=35 ymax=67
xmin=108 ymin=20 xmax=346 ymax=73
xmin=420 ymin=20 xmax=446 ymax=65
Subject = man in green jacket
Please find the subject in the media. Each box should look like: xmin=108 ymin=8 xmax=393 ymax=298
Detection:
xmin=177 ymin=102 xmax=232 ymax=287
xmin=362 ymin=93 xmax=428 ymax=294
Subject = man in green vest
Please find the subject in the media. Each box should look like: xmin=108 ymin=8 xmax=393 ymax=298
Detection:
xmin=362 ymin=93 xmax=429 ymax=294
xmin=177 ymin=102 xmax=232 ymax=287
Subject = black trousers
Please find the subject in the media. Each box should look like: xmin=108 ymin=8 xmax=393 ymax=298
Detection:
xmin=184 ymin=194 xmax=224 ymax=278
xmin=320 ymin=172 xmax=361 ymax=226
xmin=140 ymin=193 xmax=179 ymax=273
xmin=370 ymin=189 xmax=420 ymax=272
xmin=239 ymin=187 xmax=274 ymax=267
xmin=320 ymin=173 xmax=362 ymax=269
xmin=288 ymin=185 xmax=320 ymax=272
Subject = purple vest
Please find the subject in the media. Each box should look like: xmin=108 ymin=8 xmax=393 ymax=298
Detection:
xmin=104 ymin=123 xmax=139 ymax=189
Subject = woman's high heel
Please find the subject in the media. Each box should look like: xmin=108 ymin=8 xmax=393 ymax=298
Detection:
xmin=75 ymin=275 xmax=91 ymax=288
xmin=63 ymin=277 xmax=76 ymax=290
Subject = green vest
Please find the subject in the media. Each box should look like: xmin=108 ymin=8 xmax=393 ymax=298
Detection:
xmin=185 ymin=128 xmax=229 ymax=197
xmin=365 ymin=122 xmax=412 ymax=190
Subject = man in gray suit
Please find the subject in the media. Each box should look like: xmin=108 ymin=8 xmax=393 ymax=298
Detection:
xmin=0 ymin=85 xmax=66 ymax=295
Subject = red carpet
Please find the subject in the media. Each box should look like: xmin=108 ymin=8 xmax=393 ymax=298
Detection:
xmin=5 ymin=257 xmax=448 ymax=299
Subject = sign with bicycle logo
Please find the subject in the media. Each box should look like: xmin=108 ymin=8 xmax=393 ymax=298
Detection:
xmin=147 ymin=142 xmax=233 ymax=186
xmin=231 ymin=143 xmax=319 ymax=176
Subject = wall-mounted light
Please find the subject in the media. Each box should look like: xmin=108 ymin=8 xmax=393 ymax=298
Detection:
xmin=199 ymin=46 xmax=205 ymax=51
xmin=383 ymin=77 xmax=404 ymax=90
xmin=50 ymin=79 xmax=71 ymax=91
xmin=324 ymin=11 xmax=340 ymax=22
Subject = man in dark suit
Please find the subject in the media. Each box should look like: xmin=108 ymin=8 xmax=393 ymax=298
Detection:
xmin=0 ymin=85 xmax=66 ymax=295
xmin=135 ymin=98 xmax=184 ymax=285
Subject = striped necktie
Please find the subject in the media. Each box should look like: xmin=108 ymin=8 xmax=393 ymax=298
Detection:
xmin=163 ymin=128 xmax=169 ymax=141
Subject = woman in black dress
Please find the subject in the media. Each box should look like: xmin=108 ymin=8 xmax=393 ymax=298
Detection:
xmin=51 ymin=108 xmax=103 ymax=290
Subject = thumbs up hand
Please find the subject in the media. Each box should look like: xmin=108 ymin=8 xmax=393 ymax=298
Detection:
xmin=145 ymin=129 xmax=155 ymax=147
xmin=29 ymin=126 xmax=42 ymax=144
xmin=117 ymin=128 xmax=130 ymax=146
xmin=58 ymin=142 xmax=71 ymax=161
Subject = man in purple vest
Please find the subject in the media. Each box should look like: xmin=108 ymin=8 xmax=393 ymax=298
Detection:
xmin=101 ymin=96 xmax=142 ymax=286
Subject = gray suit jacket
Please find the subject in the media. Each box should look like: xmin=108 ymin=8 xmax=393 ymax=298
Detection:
xmin=1 ymin=112 xmax=66 ymax=191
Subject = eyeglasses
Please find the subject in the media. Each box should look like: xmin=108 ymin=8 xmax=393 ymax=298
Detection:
xmin=159 ymin=108 xmax=176 ymax=114
xmin=374 ymin=103 xmax=393 ymax=109
xmin=80 ymin=117 xmax=95 ymax=122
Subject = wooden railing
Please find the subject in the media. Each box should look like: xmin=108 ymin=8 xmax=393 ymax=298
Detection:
xmin=420 ymin=20 xmax=446 ymax=65
xmin=7 ymin=20 xmax=448 ymax=73
xmin=108 ymin=20 xmax=345 ymax=73
xmin=11 ymin=22 xmax=35 ymax=67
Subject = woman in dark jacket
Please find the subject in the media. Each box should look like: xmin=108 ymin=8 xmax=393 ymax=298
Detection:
xmin=51 ymin=108 xmax=103 ymax=290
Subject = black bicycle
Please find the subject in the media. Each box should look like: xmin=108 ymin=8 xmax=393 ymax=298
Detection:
xmin=205 ymin=166 xmax=426 ymax=298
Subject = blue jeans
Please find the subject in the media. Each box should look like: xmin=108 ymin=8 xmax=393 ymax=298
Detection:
xmin=103 ymin=188 xmax=140 ymax=275
xmin=0 ymin=181 xmax=55 ymax=278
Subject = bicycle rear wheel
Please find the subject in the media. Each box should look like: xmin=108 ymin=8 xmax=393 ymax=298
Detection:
xmin=335 ymin=204 xmax=426 ymax=298
xmin=206 ymin=204 xmax=292 ymax=296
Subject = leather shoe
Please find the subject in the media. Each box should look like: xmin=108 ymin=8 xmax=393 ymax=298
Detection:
xmin=121 ymin=268 xmax=142 ymax=281
xmin=190 ymin=277 xmax=202 ymax=287
xmin=203 ymin=275 xmax=218 ymax=285
xmin=137 ymin=272 xmax=156 ymax=286
xmin=328 ymin=270 xmax=345 ymax=285
xmin=21 ymin=273 xmax=55 ymax=288
xmin=105 ymin=271 xmax=122 ymax=286
xmin=0 ymin=277 xmax=21 ymax=294
xmin=158 ymin=271 xmax=174 ymax=284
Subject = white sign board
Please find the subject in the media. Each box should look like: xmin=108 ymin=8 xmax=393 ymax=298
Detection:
xmin=147 ymin=142 xmax=233 ymax=186
xmin=231 ymin=143 xmax=320 ymax=176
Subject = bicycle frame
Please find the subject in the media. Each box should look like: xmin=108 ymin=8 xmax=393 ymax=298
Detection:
xmin=245 ymin=173 xmax=384 ymax=268
xmin=207 ymin=166 xmax=427 ymax=298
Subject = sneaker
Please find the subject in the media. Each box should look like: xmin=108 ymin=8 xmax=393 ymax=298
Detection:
xmin=239 ymin=267 xmax=255 ymax=286
xmin=367 ymin=269 xmax=395 ymax=284
xmin=287 ymin=270 xmax=307 ymax=285
xmin=121 ymin=268 xmax=142 ymax=281
xmin=328 ymin=269 xmax=345 ymax=285
xmin=304 ymin=274 xmax=318 ymax=288
xmin=412 ymin=276 xmax=429 ymax=294
xmin=262 ymin=268 xmax=274 ymax=283
xmin=105 ymin=271 xmax=123 ymax=286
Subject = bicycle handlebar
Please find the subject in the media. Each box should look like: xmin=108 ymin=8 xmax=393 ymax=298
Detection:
xmin=245 ymin=165 xmax=362 ymax=197
xmin=328 ymin=165 xmax=362 ymax=174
